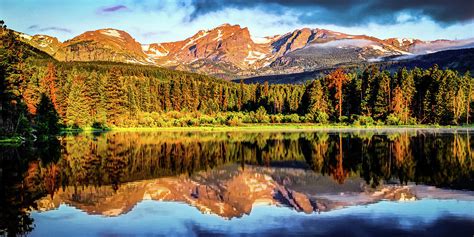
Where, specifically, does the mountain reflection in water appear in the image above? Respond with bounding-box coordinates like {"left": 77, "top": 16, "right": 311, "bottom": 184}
{"left": 1, "top": 129, "right": 473, "bottom": 236}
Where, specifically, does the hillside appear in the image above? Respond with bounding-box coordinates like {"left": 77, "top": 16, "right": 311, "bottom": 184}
{"left": 241, "top": 48, "right": 474, "bottom": 84}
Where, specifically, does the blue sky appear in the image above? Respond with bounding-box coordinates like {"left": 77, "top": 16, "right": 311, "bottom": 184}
{"left": 1, "top": 0, "right": 473, "bottom": 43}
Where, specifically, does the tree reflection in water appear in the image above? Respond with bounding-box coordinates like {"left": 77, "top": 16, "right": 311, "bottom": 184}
{"left": 1, "top": 129, "right": 474, "bottom": 236}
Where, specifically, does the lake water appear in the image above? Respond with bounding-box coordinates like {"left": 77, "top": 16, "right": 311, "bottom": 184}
{"left": 1, "top": 129, "right": 473, "bottom": 236}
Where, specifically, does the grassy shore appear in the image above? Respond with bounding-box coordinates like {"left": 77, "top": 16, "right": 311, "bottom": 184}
{"left": 61, "top": 123, "right": 474, "bottom": 133}
{"left": 3, "top": 123, "right": 473, "bottom": 145}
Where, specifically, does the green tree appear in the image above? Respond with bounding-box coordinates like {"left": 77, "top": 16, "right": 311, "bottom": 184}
{"left": 66, "top": 76, "right": 89, "bottom": 127}
{"left": 34, "top": 93, "right": 60, "bottom": 135}
{"left": 105, "top": 68, "right": 128, "bottom": 125}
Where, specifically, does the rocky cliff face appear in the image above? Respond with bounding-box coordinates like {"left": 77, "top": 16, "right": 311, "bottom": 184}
{"left": 147, "top": 24, "right": 272, "bottom": 71}
{"left": 22, "top": 34, "right": 64, "bottom": 58}
{"left": 34, "top": 165, "right": 417, "bottom": 219}
{"left": 62, "top": 29, "right": 147, "bottom": 63}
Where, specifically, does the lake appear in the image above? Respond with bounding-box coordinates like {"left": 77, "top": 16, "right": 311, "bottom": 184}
{"left": 1, "top": 128, "right": 473, "bottom": 236}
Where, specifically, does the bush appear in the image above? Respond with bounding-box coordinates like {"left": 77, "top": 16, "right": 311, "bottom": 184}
{"left": 270, "top": 114, "right": 283, "bottom": 123}
{"left": 282, "top": 114, "right": 300, "bottom": 123}
{"left": 314, "top": 112, "right": 329, "bottom": 124}
{"left": 352, "top": 115, "right": 375, "bottom": 126}
{"left": 255, "top": 106, "right": 269, "bottom": 123}
{"left": 386, "top": 114, "right": 401, "bottom": 125}
{"left": 226, "top": 115, "right": 241, "bottom": 126}
{"left": 138, "top": 116, "right": 155, "bottom": 127}
{"left": 243, "top": 112, "right": 257, "bottom": 123}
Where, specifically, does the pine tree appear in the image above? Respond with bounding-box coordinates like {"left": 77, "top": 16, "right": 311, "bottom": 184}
{"left": 238, "top": 80, "right": 243, "bottom": 111}
{"left": 35, "top": 93, "right": 60, "bottom": 135}
{"left": 170, "top": 80, "right": 182, "bottom": 111}
{"left": 327, "top": 68, "right": 349, "bottom": 119}
{"left": 360, "top": 66, "right": 379, "bottom": 117}
{"left": 84, "top": 71, "right": 102, "bottom": 122}
{"left": 66, "top": 76, "right": 89, "bottom": 127}
{"left": 373, "top": 71, "right": 391, "bottom": 120}
{"left": 162, "top": 83, "right": 172, "bottom": 111}
{"left": 43, "top": 62, "right": 59, "bottom": 110}
{"left": 105, "top": 67, "right": 128, "bottom": 125}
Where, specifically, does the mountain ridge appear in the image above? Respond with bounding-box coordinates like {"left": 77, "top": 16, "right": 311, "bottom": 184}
{"left": 16, "top": 24, "right": 474, "bottom": 79}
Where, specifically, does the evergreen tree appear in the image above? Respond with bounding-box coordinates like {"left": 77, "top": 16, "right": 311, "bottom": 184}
{"left": 327, "top": 68, "right": 349, "bottom": 119}
{"left": 171, "top": 80, "right": 182, "bottom": 111}
{"left": 373, "top": 71, "right": 391, "bottom": 120}
{"left": 35, "top": 93, "right": 60, "bottom": 135}
{"left": 66, "top": 76, "right": 89, "bottom": 127}
{"left": 105, "top": 67, "right": 128, "bottom": 125}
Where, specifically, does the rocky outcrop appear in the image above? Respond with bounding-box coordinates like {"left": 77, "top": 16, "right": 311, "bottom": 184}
{"left": 148, "top": 24, "right": 272, "bottom": 71}
{"left": 62, "top": 29, "right": 147, "bottom": 63}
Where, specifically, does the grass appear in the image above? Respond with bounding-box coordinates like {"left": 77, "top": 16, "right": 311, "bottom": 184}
{"left": 60, "top": 123, "right": 474, "bottom": 133}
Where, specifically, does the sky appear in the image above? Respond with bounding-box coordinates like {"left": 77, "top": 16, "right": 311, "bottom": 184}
{"left": 1, "top": 0, "right": 474, "bottom": 44}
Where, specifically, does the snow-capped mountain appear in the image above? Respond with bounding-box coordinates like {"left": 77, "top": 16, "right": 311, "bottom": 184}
{"left": 17, "top": 24, "right": 474, "bottom": 79}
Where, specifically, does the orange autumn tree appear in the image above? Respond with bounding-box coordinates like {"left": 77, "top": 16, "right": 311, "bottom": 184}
{"left": 329, "top": 133, "right": 348, "bottom": 184}
{"left": 42, "top": 63, "right": 59, "bottom": 111}
{"left": 327, "top": 68, "right": 349, "bottom": 119}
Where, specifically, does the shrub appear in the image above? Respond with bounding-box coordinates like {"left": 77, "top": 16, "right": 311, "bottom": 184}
{"left": 226, "top": 115, "right": 241, "bottom": 126}
{"left": 386, "top": 114, "right": 401, "bottom": 125}
{"left": 352, "top": 115, "right": 375, "bottom": 126}
{"left": 270, "top": 114, "right": 283, "bottom": 123}
{"left": 138, "top": 115, "right": 155, "bottom": 127}
{"left": 255, "top": 106, "right": 269, "bottom": 123}
{"left": 283, "top": 114, "right": 300, "bottom": 123}
{"left": 314, "top": 112, "right": 329, "bottom": 124}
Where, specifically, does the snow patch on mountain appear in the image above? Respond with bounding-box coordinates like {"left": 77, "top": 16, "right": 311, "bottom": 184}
{"left": 144, "top": 44, "right": 169, "bottom": 58}
{"left": 149, "top": 47, "right": 168, "bottom": 57}
{"left": 244, "top": 50, "right": 267, "bottom": 64}
{"left": 182, "top": 30, "right": 209, "bottom": 50}
{"left": 370, "top": 45, "right": 388, "bottom": 52}
{"left": 101, "top": 29, "right": 121, "bottom": 38}
{"left": 251, "top": 36, "right": 272, "bottom": 44}
{"left": 396, "top": 38, "right": 415, "bottom": 45}
{"left": 213, "top": 29, "right": 223, "bottom": 41}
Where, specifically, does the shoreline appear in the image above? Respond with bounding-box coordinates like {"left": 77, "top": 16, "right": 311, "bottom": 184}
{"left": 3, "top": 124, "right": 474, "bottom": 145}
{"left": 63, "top": 123, "right": 474, "bottom": 133}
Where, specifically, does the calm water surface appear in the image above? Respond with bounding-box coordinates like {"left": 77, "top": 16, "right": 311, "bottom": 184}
{"left": 1, "top": 129, "right": 473, "bottom": 236}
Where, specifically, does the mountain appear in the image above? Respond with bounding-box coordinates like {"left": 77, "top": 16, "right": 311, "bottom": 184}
{"left": 17, "top": 24, "right": 474, "bottom": 79}
{"left": 142, "top": 24, "right": 274, "bottom": 78}
{"left": 18, "top": 28, "right": 148, "bottom": 64}
{"left": 240, "top": 48, "right": 474, "bottom": 84}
